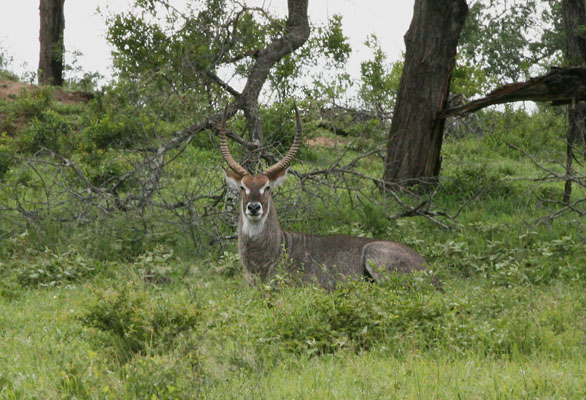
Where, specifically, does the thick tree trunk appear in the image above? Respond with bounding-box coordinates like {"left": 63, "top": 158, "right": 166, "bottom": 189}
{"left": 562, "top": 0, "right": 586, "bottom": 204}
{"left": 563, "top": 0, "right": 586, "bottom": 65}
{"left": 383, "top": 0, "right": 468, "bottom": 187}
{"left": 38, "top": 0, "right": 65, "bottom": 86}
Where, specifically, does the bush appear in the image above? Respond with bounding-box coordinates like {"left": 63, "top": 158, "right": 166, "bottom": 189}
{"left": 256, "top": 278, "right": 583, "bottom": 359}
{"left": 84, "top": 113, "right": 145, "bottom": 150}
{"left": 9, "top": 86, "right": 54, "bottom": 120}
{"left": 259, "top": 278, "right": 441, "bottom": 356}
{"left": 261, "top": 102, "right": 300, "bottom": 154}
{"left": 81, "top": 282, "right": 200, "bottom": 360}
{"left": 1, "top": 247, "right": 103, "bottom": 288}
{"left": 119, "top": 353, "right": 201, "bottom": 399}
{"left": 440, "top": 165, "right": 516, "bottom": 200}
{"left": 17, "top": 109, "right": 73, "bottom": 153}
{"left": 0, "top": 142, "right": 12, "bottom": 178}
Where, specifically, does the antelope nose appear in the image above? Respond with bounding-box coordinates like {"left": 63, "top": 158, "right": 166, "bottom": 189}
{"left": 247, "top": 202, "right": 262, "bottom": 215}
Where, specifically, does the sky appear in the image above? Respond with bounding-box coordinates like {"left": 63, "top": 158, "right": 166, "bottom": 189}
{"left": 0, "top": 1, "right": 414, "bottom": 85}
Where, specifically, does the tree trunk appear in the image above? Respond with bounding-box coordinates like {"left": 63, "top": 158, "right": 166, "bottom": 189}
{"left": 236, "top": 0, "right": 309, "bottom": 172}
{"left": 562, "top": 0, "right": 586, "bottom": 204}
{"left": 38, "top": 0, "right": 65, "bottom": 86}
{"left": 383, "top": 0, "right": 468, "bottom": 187}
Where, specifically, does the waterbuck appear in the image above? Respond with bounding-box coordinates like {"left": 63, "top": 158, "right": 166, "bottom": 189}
{"left": 221, "top": 107, "right": 434, "bottom": 291}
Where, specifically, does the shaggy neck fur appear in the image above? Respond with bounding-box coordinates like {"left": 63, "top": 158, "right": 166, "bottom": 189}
{"left": 237, "top": 197, "right": 284, "bottom": 281}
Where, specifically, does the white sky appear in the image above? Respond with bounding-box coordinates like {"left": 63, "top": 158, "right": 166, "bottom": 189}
{"left": 0, "top": 1, "right": 414, "bottom": 85}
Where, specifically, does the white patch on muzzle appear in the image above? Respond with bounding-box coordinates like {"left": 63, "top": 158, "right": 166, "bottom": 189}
{"left": 241, "top": 203, "right": 270, "bottom": 238}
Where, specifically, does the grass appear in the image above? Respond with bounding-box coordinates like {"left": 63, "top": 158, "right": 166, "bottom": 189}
{"left": 0, "top": 264, "right": 584, "bottom": 399}
{"left": 203, "top": 353, "right": 585, "bottom": 399}
{"left": 0, "top": 85, "right": 585, "bottom": 398}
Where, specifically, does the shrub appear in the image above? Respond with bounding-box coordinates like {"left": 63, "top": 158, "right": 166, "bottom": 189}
{"left": 17, "top": 109, "right": 73, "bottom": 153}
{"left": 9, "top": 86, "right": 54, "bottom": 120}
{"left": 440, "top": 165, "right": 516, "bottom": 200}
{"left": 81, "top": 282, "right": 200, "bottom": 360}
{"left": 119, "top": 354, "right": 201, "bottom": 399}
{"left": 259, "top": 278, "right": 441, "bottom": 356}
{"left": 83, "top": 110, "right": 158, "bottom": 150}
{"left": 0, "top": 142, "right": 12, "bottom": 178}
{"left": 4, "top": 248, "right": 103, "bottom": 288}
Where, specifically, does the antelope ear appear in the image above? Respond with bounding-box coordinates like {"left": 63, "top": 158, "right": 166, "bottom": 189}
{"left": 224, "top": 169, "right": 242, "bottom": 192}
{"left": 270, "top": 168, "right": 288, "bottom": 188}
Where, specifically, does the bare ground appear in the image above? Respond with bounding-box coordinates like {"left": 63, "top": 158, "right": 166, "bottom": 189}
{"left": 0, "top": 79, "right": 92, "bottom": 104}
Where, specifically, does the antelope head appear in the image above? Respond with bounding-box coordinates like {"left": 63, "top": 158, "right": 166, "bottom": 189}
{"left": 221, "top": 106, "right": 302, "bottom": 235}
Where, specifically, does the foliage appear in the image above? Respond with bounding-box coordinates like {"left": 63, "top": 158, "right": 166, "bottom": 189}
{"left": 359, "top": 34, "right": 402, "bottom": 114}
{"left": 459, "top": 0, "right": 563, "bottom": 84}
{"left": 106, "top": 1, "right": 351, "bottom": 102}
{"left": 450, "top": 57, "right": 489, "bottom": 98}
{"left": 17, "top": 109, "right": 73, "bottom": 153}
{"left": 8, "top": 247, "right": 103, "bottom": 288}
{"left": 0, "top": 3, "right": 585, "bottom": 398}
{"left": 0, "top": 44, "right": 18, "bottom": 81}
{"left": 81, "top": 281, "right": 200, "bottom": 359}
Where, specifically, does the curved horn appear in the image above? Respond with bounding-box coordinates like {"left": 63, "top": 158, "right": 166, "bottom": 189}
{"left": 263, "top": 104, "right": 303, "bottom": 177}
{"left": 219, "top": 108, "right": 249, "bottom": 177}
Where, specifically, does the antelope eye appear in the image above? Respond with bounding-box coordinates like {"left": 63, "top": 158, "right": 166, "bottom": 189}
{"left": 265, "top": 185, "right": 271, "bottom": 191}
{"left": 239, "top": 185, "right": 245, "bottom": 191}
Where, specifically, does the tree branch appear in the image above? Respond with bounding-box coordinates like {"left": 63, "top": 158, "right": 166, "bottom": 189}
{"left": 442, "top": 67, "right": 586, "bottom": 118}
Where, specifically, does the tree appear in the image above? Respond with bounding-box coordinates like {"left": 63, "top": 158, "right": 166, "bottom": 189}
{"left": 359, "top": 34, "right": 402, "bottom": 119}
{"left": 38, "top": 0, "right": 65, "bottom": 86}
{"left": 103, "top": 0, "right": 311, "bottom": 206}
{"left": 459, "top": 0, "right": 563, "bottom": 84}
{"left": 562, "top": 0, "right": 586, "bottom": 204}
{"left": 383, "top": 0, "right": 468, "bottom": 187}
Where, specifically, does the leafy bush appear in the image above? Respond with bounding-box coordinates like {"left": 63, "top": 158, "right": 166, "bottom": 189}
{"left": 75, "top": 148, "right": 135, "bottom": 189}
{"left": 261, "top": 101, "right": 300, "bottom": 154}
{"left": 2, "top": 248, "right": 103, "bottom": 288}
{"left": 9, "top": 86, "right": 54, "bottom": 120}
{"left": 259, "top": 278, "right": 441, "bottom": 356}
{"left": 429, "top": 225, "right": 586, "bottom": 286}
{"left": 81, "top": 282, "right": 200, "bottom": 359}
{"left": 17, "top": 109, "right": 73, "bottom": 153}
{"left": 84, "top": 112, "right": 149, "bottom": 150}
{"left": 0, "top": 142, "right": 12, "bottom": 178}
{"left": 120, "top": 354, "right": 201, "bottom": 399}
{"left": 0, "top": 45, "right": 19, "bottom": 82}
{"left": 440, "top": 165, "right": 516, "bottom": 200}
{"left": 358, "top": 202, "right": 389, "bottom": 236}
{"left": 256, "top": 277, "right": 584, "bottom": 360}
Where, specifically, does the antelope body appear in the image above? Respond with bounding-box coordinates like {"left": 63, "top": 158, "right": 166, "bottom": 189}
{"left": 221, "top": 108, "right": 432, "bottom": 291}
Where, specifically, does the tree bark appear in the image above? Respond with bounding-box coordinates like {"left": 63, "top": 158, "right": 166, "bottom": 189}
{"left": 562, "top": 0, "right": 586, "bottom": 204}
{"left": 383, "top": 0, "right": 468, "bottom": 187}
{"left": 38, "top": 0, "right": 65, "bottom": 86}
{"left": 442, "top": 67, "right": 586, "bottom": 118}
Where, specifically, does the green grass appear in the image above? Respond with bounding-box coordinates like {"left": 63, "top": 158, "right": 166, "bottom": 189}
{"left": 1, "top": 84, "right": 585, "bottom": 398}
{"left": 203, "top": 353, "right": 585, "bottom": 399}
{"left": 0, "top": 263, "right": 584, "bottom": 399}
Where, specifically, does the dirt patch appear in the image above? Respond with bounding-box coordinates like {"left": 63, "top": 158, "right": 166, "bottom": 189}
{"left": 306, "top": 137, "right": 345, "bottom": 148}
{"left": 0, "top": 80, "right": 92, "bottom": 104}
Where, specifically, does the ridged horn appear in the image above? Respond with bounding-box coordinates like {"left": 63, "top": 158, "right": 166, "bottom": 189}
{"left": 219, "top": 107, "right": 249, "bottom": 177}
{"left": 262, "top": 104, "right": 302, "bottom": 177}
